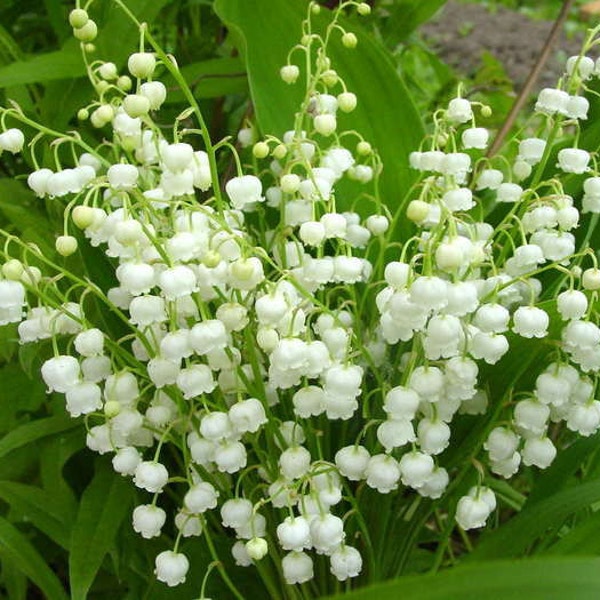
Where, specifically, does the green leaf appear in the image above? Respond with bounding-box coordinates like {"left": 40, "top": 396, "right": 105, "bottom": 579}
{"left": 0, "top": 559, "right": 28, "bottom": 600}
{"left": 95, "top": 0, "right": 172, "bottom": 66}
{"left": 42, "top": 0, "right": 70, "bottom": 42}
{"left": 378, "top": 0, "right": 448, "bottom": 45}
{"left": 0, "top": 515, "right": 68, "bottom": 600}
{"left": 526, "top": 431, "right": 600, "bottom": 506}
{"left": 0, "top": 416, "right": 79, "bottom": 459}
{"left": 0, "top": 42, "right": 84, "bottom": 88}
{"left": 0, "top": 180, "right": 55, "bottom": 258}
{"left": 324, "top": 557, "right": 600, "bottom": 600}
{"left": 0, "top": 23, "right": 22, "bottom": 64}
{"left": 163, "top": 57, "right": 247, "bottom": 102}
{"left": 469, "top": 479, "right": 600, "bottom": 560}
{"left": 69, "top": 459, "right": 133, "bottom": 600}
{"left": 544, "top": 511, "right": 600, "bottom": 556}
{"left": 0, "top": 481, "right": 71, "bottom": 549}
{"left": 215, "top": 0, "right": 423, "bottom": 227}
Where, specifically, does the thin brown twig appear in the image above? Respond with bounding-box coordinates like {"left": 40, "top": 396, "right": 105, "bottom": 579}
{"left": 487, "top": 0, "right": 575, "bottom": 157}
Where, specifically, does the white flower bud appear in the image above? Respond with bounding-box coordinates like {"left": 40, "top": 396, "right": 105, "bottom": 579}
{"left": 337, "top": 92, "right": 357, "bottom": 112}
{"left": 314, "top": 114, "right": 337, "bottom": 136}
{"left": 365, "top": 215, "right": 389, "bottom": 234}
{"left": 246, "top": 537, "right": 269, "bottom": 560}
{"left": 73, "top": 20, "right": 97, "bottom": 42}
{"left": 582, "top": 268, "right": 600, "bottom": 290}
{"left": 0, "top": 128, "right": 25, "bottom": 153}
{"left": 128, "top": 52, "right": 156, "bottom": 79}
{"left": 139, "top": 81, "right": 167, "bottom": 110}
{"left": 280, "top": 64, "right": 300, "bottom": 84}
{"left": 122, "top": 94, "right": 150, "bottom": 117}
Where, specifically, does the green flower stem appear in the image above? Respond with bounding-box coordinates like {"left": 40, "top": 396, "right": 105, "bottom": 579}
{"left": 200, "top": 520, "right": 246, "bottom": 600}
{"left": 112, "top": 0, "right": 225, "bottom": 210}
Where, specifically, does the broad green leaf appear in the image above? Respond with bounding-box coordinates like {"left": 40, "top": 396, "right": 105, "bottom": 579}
{"left": 0, "top": 515, "right": 68, "bottom": 600}
{"left": 0, "top": 42, "right": 84, "bottom": 88}
{"left": 324, "top": 557, "right": 600, "bottom": 600}
{"left": 69, "top": 459, "right": 133, "bottom": 600}
{"left": 95, "top": 0, "right": 172, "bottom": 66}
{"left": 0, "top": 363, "right": 46, "bottom": 420}
{"left": 526, "top": 431, "right": 600, "bottom": 506}
{"left": 377, "top": 0, "right": 448, "bottom": 45}
{"left": 0, "top": 559, "right": 27, "bottom": 600}
{"left": 0, "top": 180, "right": 55, "bottom": 258}
{"left": 0, "top": 416, "right": 79, "bottom": 459}
{"left": 163, "top": 57, "right": 247, "bottom": 102}
{"left": 40, "top": 78, "right": 96, "bottom": 131}
{"left": 0, "top": 23, "right": 22, "bottom": 64}
{"left": 39, "top": 427, "right": 84, "bottom": 518}
{"left": 544, "top": 511, "right": 600, "bottom": 556}
{"left": 0, "top": 481, "right": 71, "bottom": 549}
{"left": 42, "top": 0, "right": 70, "bottom": 42}
{"left": 215, "top": 0, "right": 423, "bottom": 228}
{"left": 469, "top": 479, "right": 600, "bottom": 560}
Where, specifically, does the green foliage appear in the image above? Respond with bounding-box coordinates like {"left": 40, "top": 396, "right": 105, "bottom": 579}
{"left": 324, "top": 557, "right": 600, "bottom": 599}
{"left": 69, "top": 459, "right": 134, "bottom": 600}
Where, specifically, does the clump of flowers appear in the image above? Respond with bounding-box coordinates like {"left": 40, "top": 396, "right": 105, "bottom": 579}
{"left": 1, "top": 0, "right": 600, "bottom": 596}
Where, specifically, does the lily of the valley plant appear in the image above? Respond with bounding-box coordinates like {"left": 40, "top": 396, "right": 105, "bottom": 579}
{"left": 1, "top": 1, "right": 600, "bottom": 597}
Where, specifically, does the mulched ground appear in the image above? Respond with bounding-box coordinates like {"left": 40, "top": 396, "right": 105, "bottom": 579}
{"left": 422, "top": 1, "right": 585, "bottom": 90}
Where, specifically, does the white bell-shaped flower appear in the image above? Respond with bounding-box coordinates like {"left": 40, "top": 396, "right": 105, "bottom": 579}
{"left": 557, "top": 148, "right": 590, "bottom": 174}
{"left": 132, "top": 504, "right": 166, "bottom": 539}
{"left": 154, "top": 550, "right": 189, "bottom": 587}
{"left": 282, "top": 551, "right": 314, "bottom": 584}
{"left": 41, "top": 355, "right": 80, "bottom": 393}
{"left": 133, "top": 461, "right": 169, "bottom": 493}
{"left": 330, "top": 545, "right": 363, "bottom": 581}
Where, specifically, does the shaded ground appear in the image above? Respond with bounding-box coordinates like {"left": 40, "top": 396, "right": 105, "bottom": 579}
{"left": 422, "top": 1, "right": 584, "bottom": 90}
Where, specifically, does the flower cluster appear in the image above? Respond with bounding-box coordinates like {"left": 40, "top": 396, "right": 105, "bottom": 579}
{"left": 1, "top": 1, "right": 600, "bottom": 594}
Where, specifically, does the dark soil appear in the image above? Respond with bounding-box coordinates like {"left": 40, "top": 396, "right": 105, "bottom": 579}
{"left": 422, "top": 1, "right": 585, "bottom": 90}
